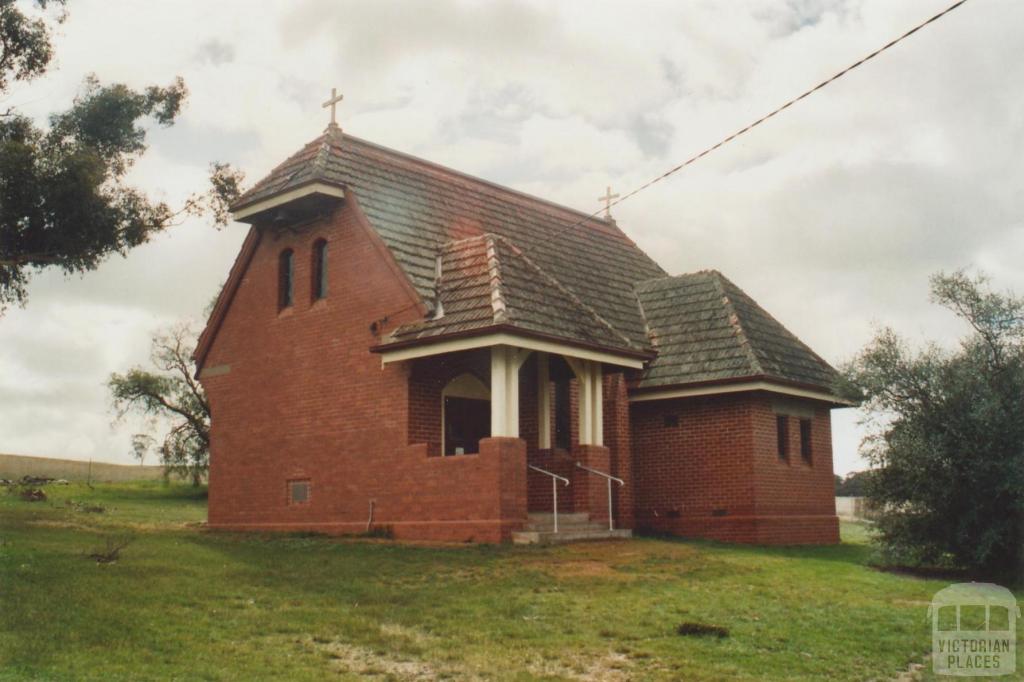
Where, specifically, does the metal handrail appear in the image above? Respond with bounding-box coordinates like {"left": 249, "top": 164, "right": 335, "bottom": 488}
{"left": 528, "top": 465, "right": 570, "bottom": 533}
{"left": 575, "top": 462, "right": 624, "bottom": 531}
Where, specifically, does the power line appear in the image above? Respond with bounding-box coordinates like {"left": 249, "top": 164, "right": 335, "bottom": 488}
{"left": 528, "top": 0, "right": 970, "bottom": 253}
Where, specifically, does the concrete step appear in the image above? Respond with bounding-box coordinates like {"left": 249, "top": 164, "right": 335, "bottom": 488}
{"left": 524, "top": 520, "right": 607, "bottom": 532}
{"left": 528, "top": 512, "right": 591, "bottom": 524}
{"left": 511, "top": 528, "right": 633, "bottom": 545}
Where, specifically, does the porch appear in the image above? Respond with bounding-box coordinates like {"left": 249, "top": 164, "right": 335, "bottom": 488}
{"left": 381, "top": 339, "right": 643, "bottom": 542}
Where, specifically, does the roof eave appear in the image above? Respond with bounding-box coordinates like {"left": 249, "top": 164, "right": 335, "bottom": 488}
{"left": 372, "top": 324, "right": 654, "bottom": 369}
{"left": 230, "top": 180, "right": 346, "bottom": 224}
{"left": 628, "top": 374, "right": 854, "bottom": 406}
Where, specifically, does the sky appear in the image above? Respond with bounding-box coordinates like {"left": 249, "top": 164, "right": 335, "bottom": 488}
{"left": 1, "top": 0, "right": 1021, "bottom": 475}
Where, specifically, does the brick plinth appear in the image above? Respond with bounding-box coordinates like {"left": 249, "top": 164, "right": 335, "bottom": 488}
{"left": 640, "top": 514, "right": 839, "bottom": 545}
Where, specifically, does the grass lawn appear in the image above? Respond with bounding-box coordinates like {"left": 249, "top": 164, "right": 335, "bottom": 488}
{"left": 0, "top": 482, "right": 1019, "bottom": 681}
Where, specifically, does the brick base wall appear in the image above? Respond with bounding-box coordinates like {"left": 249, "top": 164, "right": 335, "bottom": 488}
{"left": 209, "top": 438, "right": 526, "bottom": 543}
{"left": 631, "top": 392, "right": 839, "bottom": 545}
{"left": 640, "top": 514, "right": 839, "bottom": 545}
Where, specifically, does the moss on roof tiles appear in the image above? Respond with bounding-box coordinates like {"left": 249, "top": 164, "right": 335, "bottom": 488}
{"left": 237, "top": 130, "right": 837, "bottom": 392}
{"left": 635, "top": 271, "right": 838, "bottom": 390}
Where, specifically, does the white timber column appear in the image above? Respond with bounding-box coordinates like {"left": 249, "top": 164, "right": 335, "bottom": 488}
{"left": 591, "top": 361, "right": 603, "bottom": 446}
{"left": 536, "top": 352, "right": 551, "bottom": 449}
{"left": 565, "top": 358, "right": 603, "bottom": 446}
{"left": 490, "top": 346, "right": 531, "bottom": 438}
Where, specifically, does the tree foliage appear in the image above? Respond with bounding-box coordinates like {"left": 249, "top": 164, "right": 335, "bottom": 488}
{"left": 840, "top": 271, "right": 1024, "bottom": 582}
{"left": 0, "top": 0, "right": 65, "bottom": 91}
{"left": 834, "top": 471, "right": 873, "bottom": 497}
{"left": 0, "top": 0, "right": 243, "bottom": 311}
{"left": 109, "top": 324, "right": 209, "bottom": 485}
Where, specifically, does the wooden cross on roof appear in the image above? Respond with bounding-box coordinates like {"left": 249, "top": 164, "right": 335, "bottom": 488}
{"left": 322, "top": 87, "right": 343, "bottom": 127}
{"left": 598, "top": 185, "right": 620, "bottom": 219}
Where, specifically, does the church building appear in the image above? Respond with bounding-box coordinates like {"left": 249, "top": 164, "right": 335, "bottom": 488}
{"left": 195, "top": 112, "right": 847, "bottom": 544}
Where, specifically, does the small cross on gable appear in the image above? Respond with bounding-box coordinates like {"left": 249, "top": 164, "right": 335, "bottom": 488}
{"left": 322, "top": 87, "right": 344, "bottom": 128}
{"left": 598, "top": 185, "right": 620, "bottom": 219}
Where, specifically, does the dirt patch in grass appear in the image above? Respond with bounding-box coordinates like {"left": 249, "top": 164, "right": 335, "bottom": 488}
{"left": 303, "top": 632, "right": 636, "bottom": 681}
{"left": 527, "top": 558, "right": 632, "bottom": 581}
{"left": 523, "top": 650, "right": 636, "bottom": 681}
{"left": 304, "top": 636, "right": 447, "bottom": 680}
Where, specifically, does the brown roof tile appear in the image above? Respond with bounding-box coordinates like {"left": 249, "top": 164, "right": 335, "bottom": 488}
{"left": 231, "top": 130, "right": 838, "bottom": 393}
{"left": 634, "top": 271, "right": 838, "bottom": 390}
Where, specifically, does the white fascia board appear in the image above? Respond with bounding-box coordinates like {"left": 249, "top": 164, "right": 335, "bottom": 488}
{"left": 628, "top": 380, "right": 853, "bottom": 405}
{"left": 378, "top": 332, "right": 646, "bottom": 369}
{"left": 231, "top": 183, "right": 345, "bottom": 222}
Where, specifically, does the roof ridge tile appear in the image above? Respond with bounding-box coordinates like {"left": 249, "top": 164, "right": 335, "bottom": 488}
{"left": 709, "top": 271, "right": 765, "bottom": 376}
{"left": 492, "top": 234, "right": 638, "bottom": 350}
{"left": 484, "top": 235, "right": 507, "bottom": 324}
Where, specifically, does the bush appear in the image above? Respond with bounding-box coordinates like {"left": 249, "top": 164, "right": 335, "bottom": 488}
{"left": 840, "top": 271, "right": 1024, "bottom": 583}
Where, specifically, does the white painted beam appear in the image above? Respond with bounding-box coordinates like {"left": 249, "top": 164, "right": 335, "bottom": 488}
{"left": 627, "top": 380, "right": 852, "bottom": 405}
{"left": 378, "top": 332, "right": 646, "bottom": 369}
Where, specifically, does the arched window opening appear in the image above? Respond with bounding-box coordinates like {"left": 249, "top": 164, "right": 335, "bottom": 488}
{"left": 312, "top": 239, "right": 328, "bottom": 300}
{"left": 279, "top": 249, "right": 294, "bottom": 309}
{"left": 442, "top": 373, "right": 490, "bottom": 456}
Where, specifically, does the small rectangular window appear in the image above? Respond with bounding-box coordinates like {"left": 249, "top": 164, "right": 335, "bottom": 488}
{"left": 288, "top": 479, "right": 310, "bottom": 505}
{"left": 800, "top": 418, "right": 813, "bottom": 464}
{"left": 776, "top": 415, "right": 789, "bottom": 461}
{"left": 279, "top": 249, "right": 294, "bottom": 309}
{"left": 312, "top": 239, "right": 328, "bottom": 300}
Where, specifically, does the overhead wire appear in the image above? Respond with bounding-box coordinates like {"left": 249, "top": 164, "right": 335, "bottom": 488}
{"left": 526, "top": 0, "right": 971, "bottom": 254}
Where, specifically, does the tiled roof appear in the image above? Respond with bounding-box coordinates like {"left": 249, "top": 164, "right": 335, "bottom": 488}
{"left": 634, "top": 271, "right": 838, "bottom": 390}
{"left": 233, "top": 127, "right": 666, "bottom": 351}
{"left": 388, "top": 234, "right": 639, "bottom": 353}
{"left": 231, "top": 128, "right": 838, "bottom": 393}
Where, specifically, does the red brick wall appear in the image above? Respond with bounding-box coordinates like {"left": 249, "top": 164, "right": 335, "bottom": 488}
{"left": 201, "top": 197, "right": 526, "bottom": 542}
{"left": 749, "top": 394, "right": 839, "bottom": 543}
{"left": 524, "top": 369, "right": 633, "bottom": 529}
{"left": 630, "top": 392, "right": 838, "bottom": 545}
{"left": 603, "top": 372, "right": 635, "bottom": 529}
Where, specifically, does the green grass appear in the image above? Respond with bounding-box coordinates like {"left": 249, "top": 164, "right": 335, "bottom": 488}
{"left": 0, "top": 482, "right": 1018, "bottom": 680}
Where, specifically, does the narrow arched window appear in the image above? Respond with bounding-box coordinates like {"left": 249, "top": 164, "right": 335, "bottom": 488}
{"left": 312, "top": 239, "right": 328, "bottom": 300}
{"left": 279, "top": 249, "right": 294, "bottom": 309}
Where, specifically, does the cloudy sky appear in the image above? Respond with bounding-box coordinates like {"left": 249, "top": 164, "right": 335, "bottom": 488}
{"left": 1, "top": 0, "right": 1020, "bottom": 474}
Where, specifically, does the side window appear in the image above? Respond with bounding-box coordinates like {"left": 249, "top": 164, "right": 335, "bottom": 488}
{"left": 799, "top": 418, "right": 813, "bottom": 464}
{"left": 279, "top": 249, "right": 294, "bottom": 309}
{"left": 312, "top": 239, "right": 328, "bottom": 301}
{"left": 776, "top": 415, "right": 789, "bottom": 462}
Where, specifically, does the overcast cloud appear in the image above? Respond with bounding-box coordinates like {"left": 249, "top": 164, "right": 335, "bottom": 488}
{"left": 1, "top": 0, "right": 1020, "bottom": 474}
